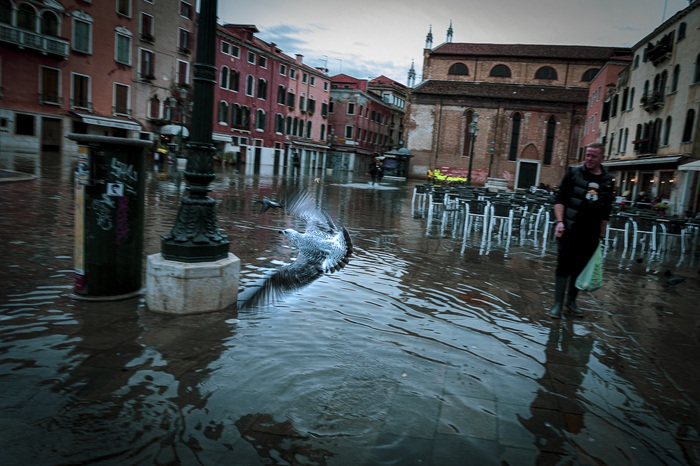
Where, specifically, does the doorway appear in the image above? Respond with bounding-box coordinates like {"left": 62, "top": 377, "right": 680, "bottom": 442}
{"left": 516, "top": 160, "right": 539, "bottom": 190}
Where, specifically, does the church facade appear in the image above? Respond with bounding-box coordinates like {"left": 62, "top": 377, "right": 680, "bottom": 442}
{"left": 406, "top": 27, "right": 630, "bottom": 189}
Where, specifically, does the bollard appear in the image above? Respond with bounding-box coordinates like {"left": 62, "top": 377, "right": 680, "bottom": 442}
{"left": 69, "top": 134, "right": 152, "bottom": 299}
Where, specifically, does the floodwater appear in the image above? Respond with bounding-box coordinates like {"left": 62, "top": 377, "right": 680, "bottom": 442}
{"left": 1, "top": 151, "right": 699, "bottom": 465}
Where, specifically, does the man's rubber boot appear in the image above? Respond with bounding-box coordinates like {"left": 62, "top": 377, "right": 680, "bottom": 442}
{"left": 548, "top": 276, "right": 567, "bottom": 319}
{"left": 566, "top": 278, "right": 584, "bottom": 317}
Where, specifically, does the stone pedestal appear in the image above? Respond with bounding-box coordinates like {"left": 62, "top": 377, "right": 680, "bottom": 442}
{"left": 146, "top": 253, "right": 240, "bottom": 314}
{"left": 485, "top": 177, "right": 509, "bottom": 192}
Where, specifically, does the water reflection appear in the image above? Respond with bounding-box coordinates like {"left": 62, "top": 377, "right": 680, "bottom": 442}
{"left": 1, "top": 150, "right": 699, "bottom": 464}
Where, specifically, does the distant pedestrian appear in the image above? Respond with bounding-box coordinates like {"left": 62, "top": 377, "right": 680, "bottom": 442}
{"left": 548, "top": 142, "right": 614, "bottom": 319}
{"left": 292, "top": 151, "right": 301, "bottom": 176}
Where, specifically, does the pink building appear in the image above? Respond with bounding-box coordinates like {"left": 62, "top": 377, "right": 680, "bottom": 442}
{"left": 582, "top": 58, "right": 633, "bottom": 156}
{"left": 328, "top": 74, "right": 396, "bottom": 173}
{"left": 213, "top": 24, "right": 332, "bottom": 175}
{"left": 0, "top": 0, "right": 143, "bottom": 166}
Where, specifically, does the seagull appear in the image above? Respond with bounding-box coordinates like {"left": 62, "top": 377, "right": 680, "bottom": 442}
{"left": 256, "top": 196, "right": 284, "bottom": 214}
{"left": 239, "top": 191, "right": 353, "bottom": 308}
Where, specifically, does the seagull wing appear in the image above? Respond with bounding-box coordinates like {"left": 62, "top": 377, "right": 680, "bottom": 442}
{"left": 238, "top": 254, "right": 323, "bottom": 309}
{"left": 283, "top": 191, "right": 338, "bottom": 234}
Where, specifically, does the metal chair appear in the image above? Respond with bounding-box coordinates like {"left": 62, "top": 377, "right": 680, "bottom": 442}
{"left": 628, "top": 214, "right": 659, "bottom": 257}
{"left": 461, "top": 199, "right": 490, "bottom": 253}
{"left": 487, "top": 202, "right": 514, "bottom": 251}
{"left": 603, "top": 214, "right": 632, "bottom": 257}
{"left": 411, "top": 184, "right": 429, "bottom": 218}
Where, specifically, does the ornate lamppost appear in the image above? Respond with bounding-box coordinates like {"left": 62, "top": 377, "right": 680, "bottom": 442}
{"left": 160, "top": 0, "right": 229, "bottom": 262}
{"left": 467, "top": 111, "right": 479, "bottom": 186}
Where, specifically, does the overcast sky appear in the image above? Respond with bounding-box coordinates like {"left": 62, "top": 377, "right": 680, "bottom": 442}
{"left": 216, "top": 0, "right": 691, "bottom": 86}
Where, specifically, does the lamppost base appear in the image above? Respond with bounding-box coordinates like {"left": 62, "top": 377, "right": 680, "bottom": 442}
{"left": 146, "top": 252, "right": 240, "bottom": 314}
{"left": 161, "top": 238, "right": 230, "bottom": 263}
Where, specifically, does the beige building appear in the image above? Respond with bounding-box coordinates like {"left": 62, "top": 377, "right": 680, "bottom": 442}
{"left": 602, "top": 0, "right": 700, "bottom": 215}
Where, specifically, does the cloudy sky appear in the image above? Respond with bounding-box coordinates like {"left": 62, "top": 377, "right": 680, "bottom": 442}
{"left": 217, "top": 0, "right": 691, "bottom": 85}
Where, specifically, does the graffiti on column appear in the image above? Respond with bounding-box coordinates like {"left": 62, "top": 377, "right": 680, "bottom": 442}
{"left": 92, "top": 194, "right": 115, "bottom": 230}
{"left": 115, "top": 196, "right": 130, "bottom": 245}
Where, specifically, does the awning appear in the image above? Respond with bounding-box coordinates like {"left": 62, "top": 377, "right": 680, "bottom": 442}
{"left": 74, "top": 113, "right": 141, "bottom": 131}
{"left": 678, "top": 160, "right": 700, "bottom": 171}
{"left": 160, "top": 124, "right": 189, "bottom": 137}
{"left": 212, "top": 132, "right": 231, "bottom": 142}
{"left": 603, "top": 155, "right": 684, "bottom": 168}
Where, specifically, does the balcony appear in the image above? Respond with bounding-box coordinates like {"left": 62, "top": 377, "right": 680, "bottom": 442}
{"left": 641, "top": 91, "right": 664, "bottom": 113}
{"left": 0, "top": 24, "right": 69, "bottom": 59}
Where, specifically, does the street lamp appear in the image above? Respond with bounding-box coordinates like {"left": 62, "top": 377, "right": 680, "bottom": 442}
{"left": 467, "top": 111, "right": 479, "bottom": 186}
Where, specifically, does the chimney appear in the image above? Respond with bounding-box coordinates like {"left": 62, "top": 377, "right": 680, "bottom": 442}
{"left": 296, "top": 54, "right": 304, "bottom": 64}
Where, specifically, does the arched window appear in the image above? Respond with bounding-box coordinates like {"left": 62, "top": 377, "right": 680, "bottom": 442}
{"left": 694, "top": 53, "right": 700, "bottom": 83}
{"left": 40, "top": 11, "right": 58, "bottom": 36}
{"left": 231, "top": 104, "right": 240, "bottom": 127}
{"left": 0, "top": 0, "right": 12, "bottom": 25}
{"left": 220, "top": 66, "right": 230, "bottom": 89}
{"left": 255, "top": 109, "right": 266, "bottom": 131}
{"left": 246, "top": 75, "right": 254, "bottom": 96}
{"left": 663, "top": 116, "right": 672, "bottom": 146}
{"left": 634, "top": 55, "right": 640, "bottom": 68}
{"left": 320, "top": 124, "right": 326, "bottom": 141}
{"left": 275, "top": 113, "right": 284, "bottom": 133}
{"left": 508, "top": 113, "right": 522, "bottom": 161}
{"left": 622, "top": 88, "right": 629, "bottom": 110}
{"left": 448, "top": 63, "right": 469, "bottom": 75}
{"left": 678, "top": 22, "right": 687, "bottom": 41}
{"left": 582, "top": 68, "right": 599, "bottom": 82}
{"left": 241, "top": 105, "right": 250, "bottom": 129}
{"left": 230, "top": 70, "right": 239, "bottom": 91}
{"left": 286, "top": 116, "right": 292, "bottom": 135}
{"left": 218, "top": 101, "right": 228, "bottom": 124}
{"left": 489, "top": 64, "right": 511, "bottom": 77}
{"left": 17, "top": 4, "right": 36, "bottom": 31}
{"left": 277, "top": 85, "right": 285, "bottom": 104}
{"left": 683, "top": 109, "right": 695, "bottom": 142}
{"left": 257, "top": 78, "right": 267, "bottom": 99}
{"left": 534, "top": 66, "right": 557, "bottom": 80}
{"left": 543, "top": 116, "right": 556, "bottom": 165}
{"left": 306, "top": 121, "right": 312, "bottom": 138}
{"left": 629, "top": 88, "right": 635, "bottom": 110}
{"left": 671, "top": 65, "right": 680, "bottom": 92}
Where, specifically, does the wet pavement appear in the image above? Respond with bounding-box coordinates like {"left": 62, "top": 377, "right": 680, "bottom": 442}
{"left": 1, "top": 152, "right": 699, "bottom": 465}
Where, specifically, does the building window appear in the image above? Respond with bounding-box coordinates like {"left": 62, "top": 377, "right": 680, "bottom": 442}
{"left": 257, "top": 78, "right": 267, "bottom": 99}
{"left": 344, "top": 125, "right": 353, "bottom": 138}
{"left": 275, "top": 114, "right": 284, "bottom": 134}
{"left": 280, "top": 64, "right": 286, "bottom": 75}
{"left": 582, "top": 68, "right": 599, "bottom": 82}
{"left": 542, "top": 116, "right": 557, "bottom": 165}
{"left": 17, "top": 4, "right": 36, "bottom": 31}
{"left": 535, "top": 66, "right": 557, "bottom": 80}
{"left": 299, "top": 95, "right": 306, "bottom": 112}
{"left": 287, "top": 91, "right": 295, "bottom": 109}
{"left": 177, "top": 60, "right": 189, "bottom": 85}
{"left": 15, "top": 113, "right": 35, "bottom": 136}
{"left": 448, "top": 63, "right": 469, "bottom": 75}
{"left": 230, "top": 70, "right": 239, "bottom": 92}
{"left": 114, "top": 27, "right": 131, "bottom": 65}
{"left": 259, "top": 56, "right": 267, "bottom": 68}
{"left": 148, "top": 96, "right": 160, "bottom": 119}
{"left": 40, "top": 11, "right": 59, "bottom": 36}
{"left": 139, "top": 49, "right": 155, "bottom": 79}
{"left": 671, "top": 65, "right": 680, "bottom": 92}
{"left": 306, "top": 121, "right": 312, "bottom": 138}
{"left": 290, "top": 68, "right": 296, "bottom": 79}
{"left": 218, "top": 101, "right": 229, "bottom": 124}
{"left": 220, "top": 66, "right": 230, "bottom": 89}
{"left": 302, "top": 73, "right": 308, "bottom": 84}
{"left": 72, "top": 73, "right": 91, "bottom": 109}
{"left": 307, "top": 97, "right": 316, "bottom": 114}
{"left": 72, "top": 15, "right": 92, "bottom": 54}
{"left": 489, "top": 64, "right": 511, "bottom": 77}
{"left": 678, "top": 22, "right": 687, "bottom": 41}
{"left": 246, "top": 75, "right": 254, "bottom": 96}
{"left": 694, "top": 53, "right": 700, "bottom": 83}
{"left": 114, "top": 83, "right": 129, "bottom": 115}
{"left": 347, "top": 102, "right": 355, "bottom": 115}
{"left": 663, "top": 116, "right": 672, "bottom": 145}
{"left": 180, "top": 1, "right": 193, "bottom": 19}
{"left": 255, "top": 109, "right": 266, "bottom": 131}
{"left": 508, "top": 113, "right": 521, "bottom": 161}
{"left": 277, "top": 85, "right": 285, "bottom": 104}
{"left": 117, "top": 0, "right": 131, "bottom": 17}
{"left": 179, "top": 29, "right": 191, "bottom": 54}
{"left": 683, "top": 109, "right": 695, "bottom": 142}
{"left": 140, "top": 13, "right": 154, "bottom": 40}
{"left": 40, "top": 67, "right": 60, "bottom": 105}
{"left": 0, "top": 0, "right": 10, "bottom": 24}
{"left": 247, "top": 51, "right": 255, "bottom": 64}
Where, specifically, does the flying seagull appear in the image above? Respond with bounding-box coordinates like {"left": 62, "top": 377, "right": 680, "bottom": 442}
{"left": 256, "top": 196, "right": 284, "bottom": 214}
{"left": 239, "top": 191, "right": 353, "bottom": 308}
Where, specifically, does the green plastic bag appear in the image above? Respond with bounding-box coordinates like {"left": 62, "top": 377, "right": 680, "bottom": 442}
{"left": 575, "top": 244, "right": 603, "bottom": 291}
